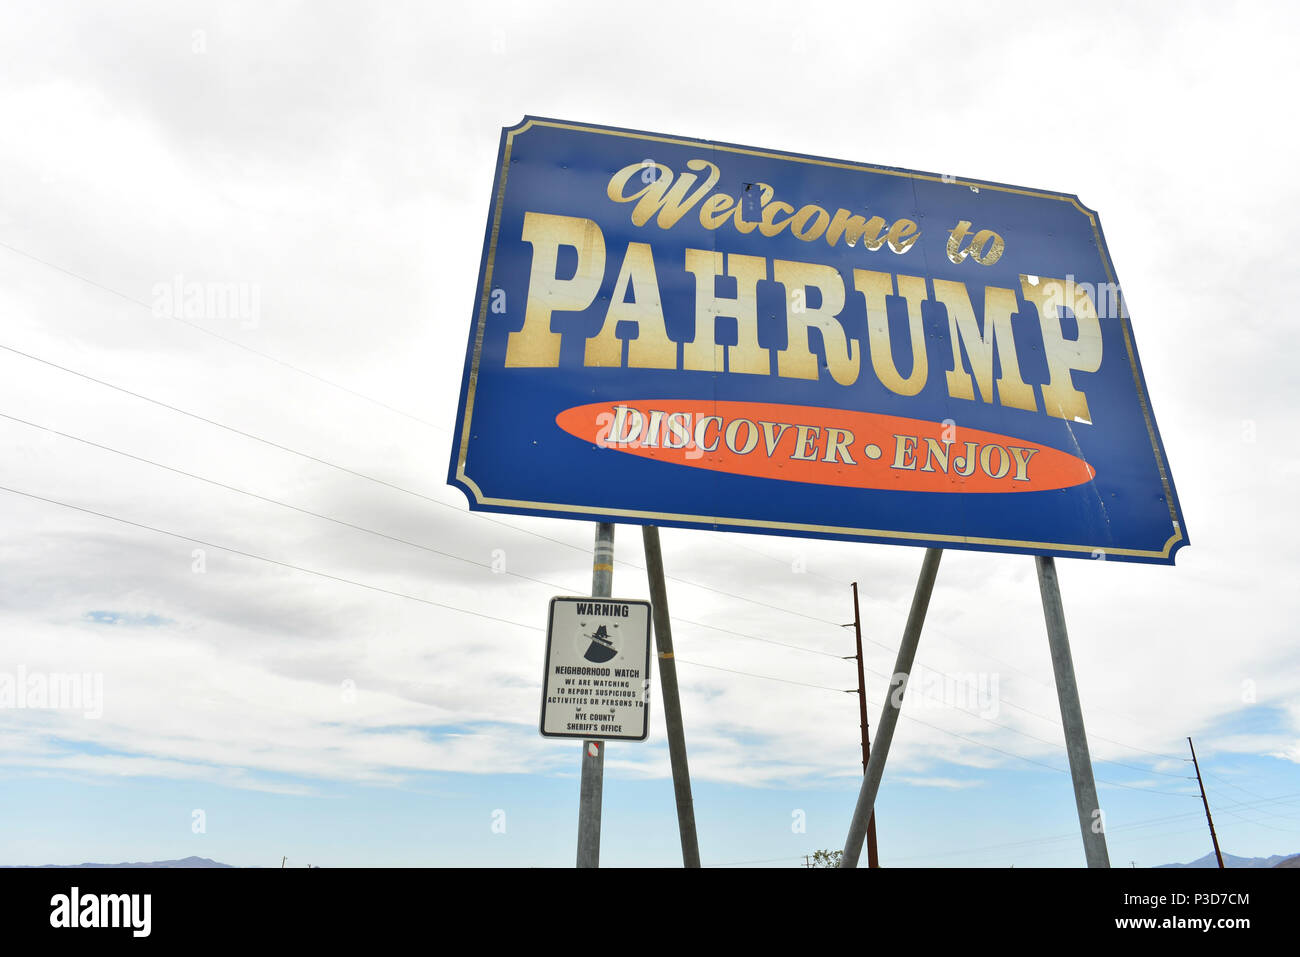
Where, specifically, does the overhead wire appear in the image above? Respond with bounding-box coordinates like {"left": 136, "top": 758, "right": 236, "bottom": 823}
{"left": 4, "top": 408, "right": 855, "bottom": 666}
{"left": 0, "top": 484, "right": 546, "bottom": 634}
{"left": 0, "top": 242, "right": 858, "bottom": 612}
{"left": 0, "top": 239, "right": 447, "bottom": 432}
{"left": 670, "top": 657, "right": 1197, "bottom": 796}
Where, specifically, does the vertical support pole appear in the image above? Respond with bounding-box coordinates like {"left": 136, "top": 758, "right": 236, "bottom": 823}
{"left": 850, "top": 582, "right": 880, "bottom": 868}
{"left": 642, "top": 525, "right": 701, "bottom": 868}
{"left": 842, "top": 548, "right": 943, "bottom": 868}
{"left": 577, "top": 522, "right": 615, "bottom": 868}
{"left": 1035, "top": 555, "right": 1110, "bottom": 868}
{"left": 1188, "top": 737, "right": 1225, "bottom": 868}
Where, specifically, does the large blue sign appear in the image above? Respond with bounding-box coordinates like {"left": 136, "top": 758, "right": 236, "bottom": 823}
{"left": 448, "top": 117, "right": 1187, "bottom": 564}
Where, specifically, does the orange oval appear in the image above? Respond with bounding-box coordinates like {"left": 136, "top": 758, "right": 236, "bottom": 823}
{"left": 556, "top": 400, "right": 1095, "bottom": 494}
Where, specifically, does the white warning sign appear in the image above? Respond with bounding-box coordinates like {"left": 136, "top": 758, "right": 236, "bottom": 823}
{"left": 540, "top": 596, "right": 652, "bottom": 741}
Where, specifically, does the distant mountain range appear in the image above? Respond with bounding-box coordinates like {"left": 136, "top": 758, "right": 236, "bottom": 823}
{"left": 1158, "top": 850, "right": 1300, "bottom": 868}
{"left": 10, "top": 855, "right": 232, "bottom": 869}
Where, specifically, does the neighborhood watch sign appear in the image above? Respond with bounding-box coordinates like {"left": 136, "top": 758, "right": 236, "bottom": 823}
{"left": 448, "top": 117, "right": 1188, "bottom": 564}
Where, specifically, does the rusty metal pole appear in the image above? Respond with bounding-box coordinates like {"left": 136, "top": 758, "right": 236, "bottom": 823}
{"left": 842, "top": 548, "right": 943, "bottom": 868}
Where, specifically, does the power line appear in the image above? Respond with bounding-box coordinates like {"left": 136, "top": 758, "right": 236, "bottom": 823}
{"left": 897, "top": 691, "right": 1195, "bottom": 782}
{"left": 712, "top": 562, "right": 1194, "bottom": 771}
{"left": 0, "top": 239, "right": 446, "bottom": 431}
{"left": 715, "top": 533, "right": 850, "bottom": 587}
{"left": 672, "top": 620, "right": 844, "bottom": 659}
{"left": 831, "top": 624, "right": 1192, "bottom": 778}
{"left": 1213, "top": 806, "right": 1300, "bottom": 834}
{"left": 673, "top": 658, "right": 1194, "bottom": 797}
{"left": 0, "top": 410, "right": 590, "bottom": 593}
{"left": 929, "top": 826, "right": 1215, "bottom": 867}
{"left": 1206, "top": 770, "right": 1271, "bottom": 801}
{"left": 0, "top": 341, "right": 600, "bottom": 557}
{"left": 3, "top": 408, "right": 850, "bottom": 664}
{"left": 0, "top": 343, "right": 788, "bottom": 607}
{"left": 1212, "top": 791, "right": 1300, "bottom": 814}
{"left": 886, "top": 790, "right": 1300, "bottom": 864}
{"left": 0, "top": 484, "right": 545, "bottom": 633}
{"left": 856, "top": 629, "right": 1194, "bottom": 770}
{"left": 1206, "top": 785, "right": 1300, "bottom": 822}
{"left": 832, "top": 641, "right": 1192, "bottom": 781}
{"left": 638, "top": 557, "right": 1214, "bottom": 777}
{"left": 675, "top": 659, "right": 852, "bottom": 693}
{"left": 2, "top": 242, "right": 870, "bottom": 617}
{"left": 850, "top": 578, "right": 1194, "bottom": 758}
{"left": 701, "top": 535, "right": 1100, "bottom": 734}
{"left": 0, "top": 326, "right": 862, "bottom": 649}
{"left": 0, "top": 343, "right": 890, "bottom": 666}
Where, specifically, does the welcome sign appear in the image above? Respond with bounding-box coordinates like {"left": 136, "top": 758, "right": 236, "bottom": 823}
{"left": 448, "top": 117, "right": 1188, "bottom": 564}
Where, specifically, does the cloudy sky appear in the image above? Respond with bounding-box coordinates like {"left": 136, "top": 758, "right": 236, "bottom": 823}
{"left": 1, "top": 0, "right": 1297, "bottom": 868}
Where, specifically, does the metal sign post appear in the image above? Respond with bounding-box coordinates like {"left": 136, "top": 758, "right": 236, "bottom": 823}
{"left": 576, "top": 522, "right": 616, "bottom": 868}
{"left": 842, "top": 548, "right": 943, "bottom": 868}
{"left": 1035, "top": 555, "right": 1110, "bottom": 867}
{"left": 642, "top": 525, "right": 701, "bottom": 868}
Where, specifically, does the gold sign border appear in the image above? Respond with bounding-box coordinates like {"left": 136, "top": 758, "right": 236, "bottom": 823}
{"left": 452, "top": 118, "right": 1184, "bottom": 562}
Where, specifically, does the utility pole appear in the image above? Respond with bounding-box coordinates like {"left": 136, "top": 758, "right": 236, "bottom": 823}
{"left": 843, "top": 582, "right": 880, "bottom": 868}
{"left": 842, "top": 548, "right": 943, "bottom": 868}
{"left": 1188, "top": 736, "right": 1225, "bottom": 869}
